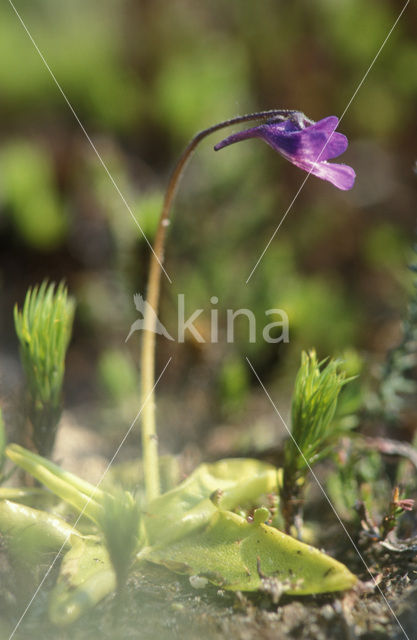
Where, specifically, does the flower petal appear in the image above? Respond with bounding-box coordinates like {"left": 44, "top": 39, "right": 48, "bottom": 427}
{"left": 214, "top": 114, "right": 356, "bottom": 190}
{"left": 295, "top": 117, "right": 348, "bottom": 161}
{"left": 260, "top": 117, "right": 347, "bottom": 163}
{"left": 307, "top": 161, "right": 356, "bottom": 190}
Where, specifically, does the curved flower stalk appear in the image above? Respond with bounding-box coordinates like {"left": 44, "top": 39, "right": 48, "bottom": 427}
{"left": 141, "top": 110, "right": 355, "bottom": 501}
{"left": 214, "top": 115, "right": 356, "bottom": 190}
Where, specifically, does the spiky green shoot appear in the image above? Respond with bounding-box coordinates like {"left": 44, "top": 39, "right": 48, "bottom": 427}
{"left": 281, "top": 350, "right": 351, "bottom": 534}
{"left": 14, "top": 280, "right": 75, "bottom": 457}
{"left": 97, "top": 490, "right": 141, "bottom": 596}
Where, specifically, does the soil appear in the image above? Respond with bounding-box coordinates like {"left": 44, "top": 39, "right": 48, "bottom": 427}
{"left": 2, "top": 534, "right": 416, "bottom": 640}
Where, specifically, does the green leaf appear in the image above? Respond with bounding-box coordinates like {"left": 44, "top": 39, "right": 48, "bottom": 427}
{"left": 6, "top": 444, "right": 104, "bottom": 524}
{"left": 48, "top": 536, "right": 115, "bottom": 626}
{"left": 5, "top": 445, "right": 356, "bottom": 610}
{"left": 0, "top": 495, "right": 115, "bottom": 626}
{"left": 0, "top": 499, "right": 75, "bottom": 566}
{"left": 146, "top": 509, "right": 357, "bottom": 594}
{"left": 143, "top": 459, "right": 356, "bottom": 595}
{"left": 143, "top": 458, "right": 278, "bottom": 546}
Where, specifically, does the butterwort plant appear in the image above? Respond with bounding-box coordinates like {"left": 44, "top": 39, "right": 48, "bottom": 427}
{"left": 140, "top": 109, "right": 355, "bottom": 501}
{"left": 3, "top": 110, "right": 357, "bottom": 626}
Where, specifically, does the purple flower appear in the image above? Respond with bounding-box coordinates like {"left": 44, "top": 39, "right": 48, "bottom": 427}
{"left": 395, "top": 498, "right": 414, "bottom": 512}
{"left": 214, "top": 115, "right": 355, "bottom": 191}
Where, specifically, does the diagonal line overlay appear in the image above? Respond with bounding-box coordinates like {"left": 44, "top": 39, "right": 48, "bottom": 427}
{"left": 8, "top": 357, "right": 172, "bottom": 640}
{"left": 246, "top": 0, "right": 410, "bottom": 283}
{"left": 246, "top": 357, "right": 411, "bottom": 640}
{"left": 7, "top": 0, "right": 172, "bottom": 284}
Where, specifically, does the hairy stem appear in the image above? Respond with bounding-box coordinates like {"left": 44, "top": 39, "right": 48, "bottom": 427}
{"left": 141, "top": 109, "right": 296, "bottom": 502}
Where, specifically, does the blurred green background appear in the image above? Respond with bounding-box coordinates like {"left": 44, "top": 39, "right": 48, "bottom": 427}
{"left": 0, "top": 0, "right": 416, "bottom": 458}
